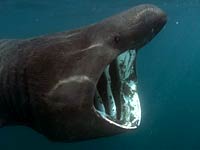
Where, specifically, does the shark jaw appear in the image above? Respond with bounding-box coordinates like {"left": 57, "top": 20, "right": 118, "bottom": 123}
{"left": 93, "top": 50, "right": 141, "bottom": 129}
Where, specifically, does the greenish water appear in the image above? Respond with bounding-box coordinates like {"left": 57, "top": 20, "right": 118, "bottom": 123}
{"left": 0, "top": 0, "right": 200, "bottom": 149}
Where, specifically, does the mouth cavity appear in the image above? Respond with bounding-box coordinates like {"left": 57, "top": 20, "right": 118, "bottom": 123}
{"left": 93, "top": 50, "right": 141, "bottom": 129}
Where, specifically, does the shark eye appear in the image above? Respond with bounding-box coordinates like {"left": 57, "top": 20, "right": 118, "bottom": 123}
{"left": 114, "top": 35, "right": 120, "bottom": 44}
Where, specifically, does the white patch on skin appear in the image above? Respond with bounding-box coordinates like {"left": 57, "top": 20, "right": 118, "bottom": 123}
{"left": 49, "top": 75, "right": 93, "bottom": 94}
{"left": 64, "top": 32, "right": 81, "bottom": 39}
{"left": 80, "top": 43, "right": 103, "bottom": 52}
{"left": 66, "top": 43, "right": 103, "bottom": 56}
{"left": 60, "top": 75, "right": 92, "bottom": 83}
{"left": 45, "top": 31, "right": 82, "bottom": 41}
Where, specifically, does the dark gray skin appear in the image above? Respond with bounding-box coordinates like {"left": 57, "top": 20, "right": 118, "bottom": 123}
{"left": 0, "top": 4, "right": 167, "bottom": 142}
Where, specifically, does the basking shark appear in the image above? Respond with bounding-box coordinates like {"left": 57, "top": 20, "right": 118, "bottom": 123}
{"left": 0, "top": 4, "right": 167, "bottom": 141}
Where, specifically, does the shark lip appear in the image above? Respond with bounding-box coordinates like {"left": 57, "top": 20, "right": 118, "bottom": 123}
{"left": 93, "top": 50, "right": 141, "bottom": 129}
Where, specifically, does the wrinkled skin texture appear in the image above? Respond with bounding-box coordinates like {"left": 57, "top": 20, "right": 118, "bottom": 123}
{"left": 0, "top": 4, "right": 167, "bottom": 142}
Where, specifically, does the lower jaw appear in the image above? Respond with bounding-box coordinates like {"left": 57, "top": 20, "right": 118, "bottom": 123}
{"left": 93, "top": 50, "right": 141, "bottom": 129}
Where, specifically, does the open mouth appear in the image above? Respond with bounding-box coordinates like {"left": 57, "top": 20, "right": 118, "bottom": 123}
{"left": 93, "top": 50, "right": 141, "bottom": 129}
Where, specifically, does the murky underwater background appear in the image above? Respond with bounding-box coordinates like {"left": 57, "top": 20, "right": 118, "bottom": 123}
{"left": 0, "top": 0, "right": 200, "bottom": 149}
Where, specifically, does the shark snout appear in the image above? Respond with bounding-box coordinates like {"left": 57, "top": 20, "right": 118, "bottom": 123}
{"left": 145, "top": 5, "right": 167, "bottom": 30}
{"left": 126, "top": 4, "right": 167, "bottom": 50}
